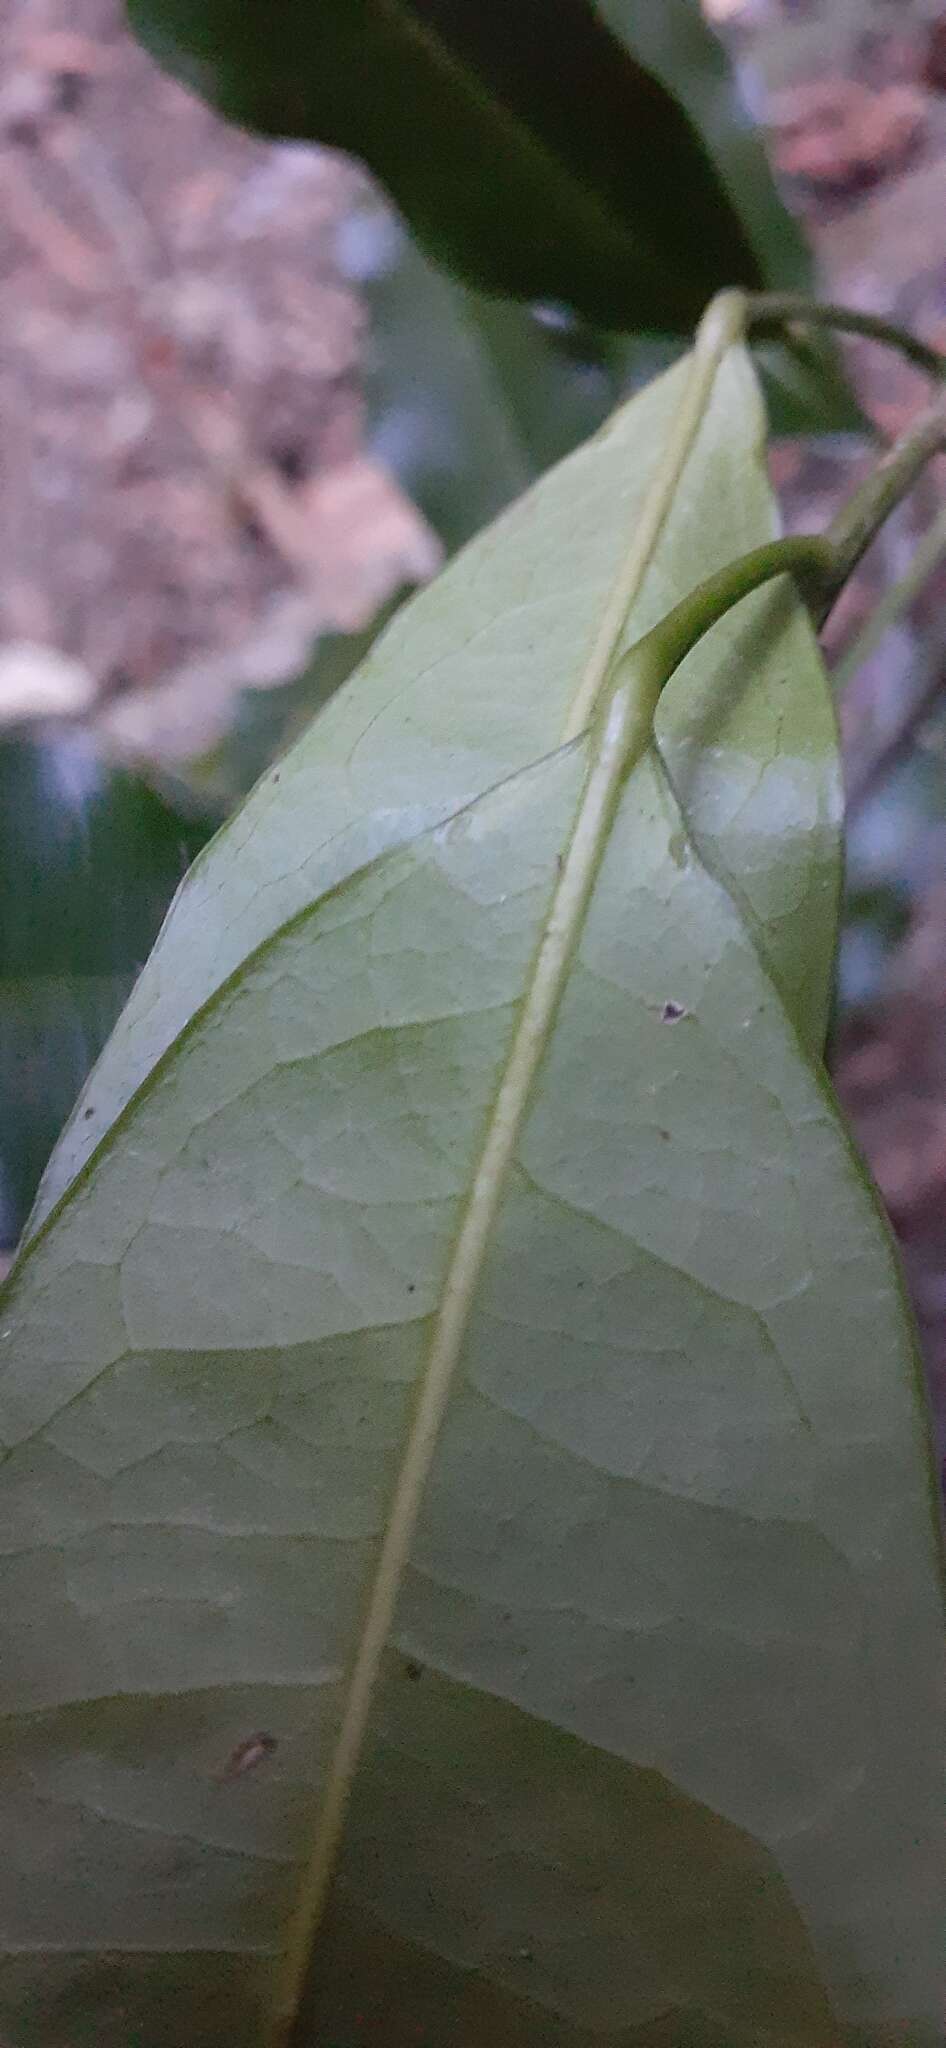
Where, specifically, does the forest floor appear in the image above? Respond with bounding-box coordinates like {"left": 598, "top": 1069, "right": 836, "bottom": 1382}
{"left": 0, "top": 0, "right": 435, "bottom": 773}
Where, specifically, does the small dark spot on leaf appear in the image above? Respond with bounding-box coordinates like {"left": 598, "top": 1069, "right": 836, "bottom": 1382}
{"left": 403, "top": 1658, "right": 423, "bottom": 1682}
{"left": 661, "top": 1000, "right": 686, "bottom": 1022}
{"left": 272, "top": 771, "right": 280, "bottom": 784}
{"left": 657, "top": 1128, "right": 670, "bottom": 1141}
{"left": 218, "top": 1731, "right": 276, "bottom": 1782}
{"left": 407, "top": 1283, "right": 415, "bottom": 1294}
{"left": 83, "top": 1106, "right": 95, "bottom": 1120}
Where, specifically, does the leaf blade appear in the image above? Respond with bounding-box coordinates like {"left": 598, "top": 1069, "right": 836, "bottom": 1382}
{"left": 127, "top": 0, "right": 761, "bottom": 332}
{"left": 598, "top": 0, "right": 810, "bottom": 295}
{"left": 29, "top": 342, "right": 837, "bottom": 1229}
{"left": 5, "top": 346, "right": 938, "bottom": 2047}
{"left": 1, "top": 736, "right": 941, "bottom": 2043}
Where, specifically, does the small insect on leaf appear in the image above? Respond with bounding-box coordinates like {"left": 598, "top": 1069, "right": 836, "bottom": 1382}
{"left": 217, "top": 1732, "right": 277, "bottom": 1783}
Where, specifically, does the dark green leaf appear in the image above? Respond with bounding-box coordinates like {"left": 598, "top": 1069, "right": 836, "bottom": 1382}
{"left": 755, "top": 336, "right": 870, "bottom": 439}
{"left": 0, "top": 737, "right": 209, "bottom": 1246}
{"left": 346, "top": 200, "right": 644, "bottom": 550}
{"left": 348, "top": 204, "right": 534, "bottom": 549}
{"left": 127, "top": 0, "right": 761, "bottom": 332}
{"left": 598, "top": 0, "right": 809, "bottom": 294}
{"left": 599, "top": 2, "right": 862, "bottom": 434}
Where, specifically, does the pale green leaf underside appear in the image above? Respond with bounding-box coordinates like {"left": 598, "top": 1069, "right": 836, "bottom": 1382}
{"left": 0, "top": 733, "right": 941, "bottom": 2044}
{"left": 30, "top": 343, "right": 839, "bottom": 1231}
{"left": 3, "top": 341, "right": 941, "bottom": 2045}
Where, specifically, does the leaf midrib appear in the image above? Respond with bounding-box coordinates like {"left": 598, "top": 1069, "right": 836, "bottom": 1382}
{"left": 266, "top": 667, "right": 675, "bottom": 2044}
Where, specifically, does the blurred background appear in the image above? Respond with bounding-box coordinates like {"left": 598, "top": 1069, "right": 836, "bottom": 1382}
{"left": 2, "top": 0, "right": 946, "bottom": 1476}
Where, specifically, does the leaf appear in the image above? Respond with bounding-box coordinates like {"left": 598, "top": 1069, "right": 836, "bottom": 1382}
{"left": 346, "top": 198, "right": 644, "bottom": 552}
{"left": 355, "top": 190, "right": 858, "bottom": 487}
{"left": 344, "top": 202, "right": 535, "bottom": 552}
{"left": 0, "top": 735, "right": 210, "bottom": 1248}
{"left": 597, "top": 1, "right": 862, "bottom": 436}
{"left": 4, "top": 343, "right": 942, "bottom": 2046}
{"left": 176, "top": 600, "right": 410, "bottom": 813}
{"left": 126, "top": 0, "right": 761, "bottom": 333}
{"left": 244, "top": 201, "right": 640, "bottom": 786}
{"left": 29, "top": 341, "right": 838, "bottom": 1228}
{"left": 754, "top": 335, "right": 869, "bottom": 440}
{"left": 129, "top": 0, "right": 856, "bottom": 433}
{"left": 597, "top": 0, "right": 809, "bottom": 295}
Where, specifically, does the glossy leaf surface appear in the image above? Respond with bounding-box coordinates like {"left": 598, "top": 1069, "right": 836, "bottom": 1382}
{"left": 2, "top": 344, "right": 942, "bottom": 2048}
{"left": 127, "top": 0, "right": 762, "bottom": 331}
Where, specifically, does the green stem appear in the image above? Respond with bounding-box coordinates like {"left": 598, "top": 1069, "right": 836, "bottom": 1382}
{"left": 609, "top": 537, "right": 833, "bottom": 731}
{"left": 587, "top": 300, "right": 946, "bottom": 750}
{"left": 608, "top": 378, "right": 946, "bottom": 723}
{"left": 833, "top": 497, "right": 946, "bottom": 694}
{"left": 562, "top": 288, "right": 748, "bottom": 741}
{"left": 817, "top": 395, "right": 946, "bottom": 615}
{"left": 747, "top": 294, "right": 946, "bottom": 385}
{"left": 623, "top": 536, "right": 833, "bottom": 700}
